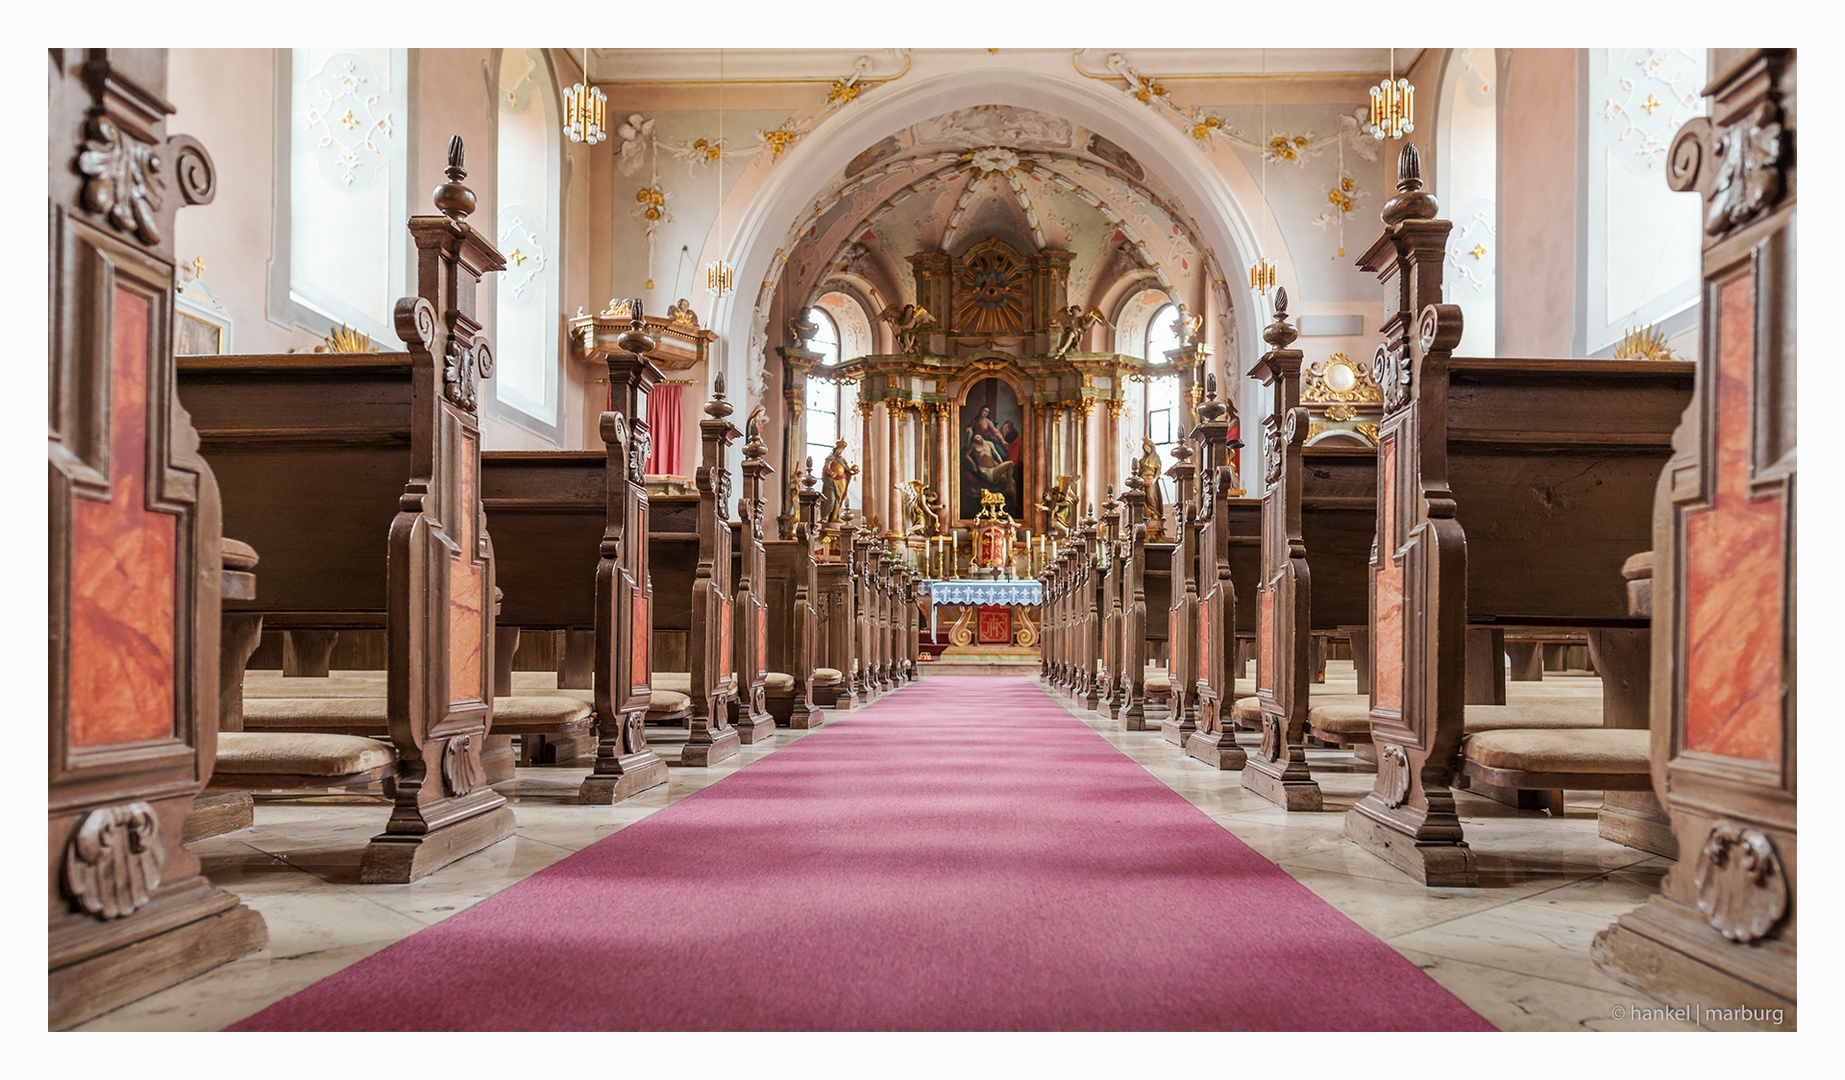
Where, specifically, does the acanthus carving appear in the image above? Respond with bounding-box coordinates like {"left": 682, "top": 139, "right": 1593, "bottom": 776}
{"left": 1376, "top": 343, "right": 1411, "bottom": 415}
{"left": 630, "top": 422, "right": 651, "bottom": 485}
{"left": 63, "top": 802, "right": 165, "bottom": 919}
{"left": 77, "top": 115, "right": 164, "bottom": 245}
{"left": 443, "top": 334, "right": 492, "bottom": 412}
{"left": 442, "top": 733, "right": 484, "bottom": 797}
{"left": 1262, "top": 413, "right": 1284, "bottom": 486}
{"left": 1377, "top": 743, "right": 1411, "bottom": 808}
{"left": 1692, "top": 822, "right": 1789, "bottom": 943}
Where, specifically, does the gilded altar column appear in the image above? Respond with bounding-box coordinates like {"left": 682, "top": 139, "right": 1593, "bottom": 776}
{"left": 1106, "top": 399, "right": 1125, "bottom": 491}
{"left": 856, "top": 398, "right": 876, "bottom": 525}
{"left": 886, "top": 402, "right": 900, "bottom": 535}
{"left": 1072, "top": 399, "right": 1094, "bottom": 516}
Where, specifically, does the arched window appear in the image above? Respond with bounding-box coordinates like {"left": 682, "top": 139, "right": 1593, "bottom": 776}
{"left": 1583, "top": 48, "right": 1706, "bottom": 357}
{"left": 1438, "top": 48, "right": 1497, "bottom": 354}
{"left": 800, "top": 295, "right": 864, "bottom": 502}
{"left": 492, "top": 48, "right": 562, "bottom": 437}
{"left": 269, "top": 48, "right": 409, "bottom": 342}
{"left": 1120, "top": 299, "right": 1183, "bottom": 511}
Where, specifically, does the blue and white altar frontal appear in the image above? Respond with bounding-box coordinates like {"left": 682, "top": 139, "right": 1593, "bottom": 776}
{"left": 922, "top": 578, "right": 1042, "bottom": 608}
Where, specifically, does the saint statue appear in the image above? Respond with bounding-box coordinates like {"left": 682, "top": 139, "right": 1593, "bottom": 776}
{"left": 1037, "top": 475, "right": 1080, "bottom": 537}
{"left": 1136, "top": 439, "right": 1167, "bottom": 538}
{"left": 900, "top": 479, "right": 945, "bottom": 537}
{"left": 820, "top": 439, "right": 858, "bottom": 524}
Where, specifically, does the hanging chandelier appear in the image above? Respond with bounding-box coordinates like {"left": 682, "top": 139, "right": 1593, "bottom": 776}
{"left": 704, "top": 48, "right": 735, "bottom": 298}
{"left": 563, "top": 50, "right": 606, "bottom": 144}
{"left": 1249, "top": 259, "right": 1278, "bottom": 295}
{"left": 1368, "top": 50, "right": 1414, "bottom": 141}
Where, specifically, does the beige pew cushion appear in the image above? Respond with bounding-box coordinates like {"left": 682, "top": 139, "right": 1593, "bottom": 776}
{"left": 1145, "top": 674, "right": 1172, "bottom": 695}
{"left": 652, "top": 671, "right": 692, "bottom": 694}
{"left": 216, "top": 731, "right": 393, "bottom": 777}
{"left": 1462, "top": 704, "right": 1603, "bottom": 734}
{"left": 243, "top": 694, "right": 591, "bottom": 734}
{"left": 1462, "top": 728, "right": 1651, "bottom": 774}
{"left": 493, "top": 696, "right": 593, "bottom": 730}
{"left": 1308, "top": 704, "right": 1371, "bottom": 736}
{"left": 812, "top": 667, "right": 843, "bottom": 685}
{"left": 649, "top": 689, "right": 691, "bottom": 715}
{"left": 1233, "top": 697, "right": 1261, "bottom": 724}
{"left": 244, "top": 671, "right": 386, "bottom": 698}
{"left": 764, "top": 672, "right": 796, "bottom": 694}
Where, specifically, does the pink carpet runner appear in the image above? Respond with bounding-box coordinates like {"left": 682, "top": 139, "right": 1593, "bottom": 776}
{"left": 233, "top": 676, "right": 1491, "bottom": 1031}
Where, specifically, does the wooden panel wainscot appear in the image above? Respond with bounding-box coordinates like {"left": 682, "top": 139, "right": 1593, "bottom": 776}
{"left": 49, "top": 47, "right": 268, "bottom": 1029}
{"left": 1592, "top": 48, "right": 1797, "bottom": 1029}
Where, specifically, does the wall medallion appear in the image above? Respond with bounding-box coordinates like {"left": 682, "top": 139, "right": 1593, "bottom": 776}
{"left": 64, "top": 801, "right": 165, "bottom": 919}
{"left": 1693, "top": 821, "right": 1788, "bottom": 943}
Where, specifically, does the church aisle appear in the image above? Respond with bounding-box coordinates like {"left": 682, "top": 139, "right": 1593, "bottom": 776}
{"left": 231, "top": 675, "right": 1488, "bottom": 1031}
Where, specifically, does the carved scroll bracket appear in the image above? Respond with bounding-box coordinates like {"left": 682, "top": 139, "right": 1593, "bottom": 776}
{"left": 63, "top": 802, "right": 165, "bottom": 919}
{"left": 1693, "top": 821, "right": 1789, "bottom": 943}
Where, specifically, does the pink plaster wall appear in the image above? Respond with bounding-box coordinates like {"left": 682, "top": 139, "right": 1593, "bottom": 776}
{"left": 1497, "top": 50, "right": 1579, "bottom": 358}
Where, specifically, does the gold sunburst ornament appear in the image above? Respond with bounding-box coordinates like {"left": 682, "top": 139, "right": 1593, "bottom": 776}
{"left": 1612, "top": 323, "right": 1679, "bottom": 362}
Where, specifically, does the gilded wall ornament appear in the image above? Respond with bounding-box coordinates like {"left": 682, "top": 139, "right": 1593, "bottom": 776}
{"left": 63, "top": 802, "right": 164, "bottom": 920}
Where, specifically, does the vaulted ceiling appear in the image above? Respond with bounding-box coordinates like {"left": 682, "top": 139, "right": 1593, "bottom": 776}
{"left": 778, "top": 105, "right": 1218, "bottom": 331}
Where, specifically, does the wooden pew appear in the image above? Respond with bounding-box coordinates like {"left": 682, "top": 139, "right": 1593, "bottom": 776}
{"left": 1115, "top": 479, "right": 1152, "bottom": 728}
{"left": 763, "top": 465, "right": 825, "bottom": 726}
{"left": 1159, "top": 444, "right": 1202, "bottom": 745}
{"left": 177, "top": 139, "right": 516, "bottom": 884}
{"left": 646, "top": 377, "right": 743, "bottom": 765}
{"left": 479, "top": 308, "right": 674, "bottom": 801}
{"left": 1184, "top": 377, "right": 1258, "bottom": 770}
{"left": 1242, "top": 290, "right": 1324, "bottom": 809}
{"left": 48, "top": 49, "right": 269, "bottom": 1026}
{"left": 727, "top": 425, "right": 778, "bottom": 744}
{"left": 1342, "top": 144, "right": 1690, "bottom": 885}
{"left": 1073, "top": 511, "right": 1102, "bottom": 709}
{"left": 1097, "top": 490, "right": 1124, "bottom": 716}
{"left": 813, "top": 521, "right": 859, "bottom": 708}
{"left": 1140, "top": 539, "right": 1174, "bottom": 713}
{"left": 1592, "top": 48, "right": 1797, "bottom": 1026}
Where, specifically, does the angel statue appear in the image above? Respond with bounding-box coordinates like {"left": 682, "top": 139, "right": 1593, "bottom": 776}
{"left": 1050, "top": 304, "right": 1112, "bottom": 359}
{"left": 899, "top": 479, "right": 945, "bottom": 537}
{"left": 1036, "top": 475, "right": 1081, "bottom": 538}
{"left": 878, "top": 302, "right": 937, "bottom": 355}
{"left": 819, "top": 439, "right": 859, "bottom": 524}
{"left": 1170, "top": 303, "right": 1205, "bottom": 349}
{"left": 1136, "top": 438, "right": 1168, "bottom": 540}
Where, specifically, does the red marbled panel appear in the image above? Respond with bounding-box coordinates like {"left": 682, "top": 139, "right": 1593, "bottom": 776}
{"left": 449, "top": 441, "right": 484, "bottom": 704}
{"left": 1258, "top": 588, "right": 1275, "bottom": 694}
{"left": 1373, "top": 437, "right": 1402, "bottom": 711}
{"left": 631, "top": 589, "right": 650, "bottom": 695}
{"left": 718, "top": 594, "right": 734, "bottom": 686}
{"left": 756, "top": 602, "right": 767, "bottom": 675}
{"left": 70, "top": 288, "right": 177, "bottom": 748}
{"left": 1685, "top": 274, "right": 1785, "bottom": 763}
{"left": 1198, "top": 594, "right": 1212, "bottom": 691}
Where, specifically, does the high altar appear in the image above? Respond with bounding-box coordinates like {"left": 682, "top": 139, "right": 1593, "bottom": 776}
{"left": 776, "top": 235, "right": 1237, "bottom": 599}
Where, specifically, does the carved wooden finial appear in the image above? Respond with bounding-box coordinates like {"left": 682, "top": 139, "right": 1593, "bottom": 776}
{"left": 1198, "top": 370, "right": 1228, "bottom": 422}
{"left": 433, "top": 135, "right": 477, "bottom": 221}
{"left": 1381, "top": 142, "right": 1439, "bottom": 225}
{"left": 706, "top": 370, "right": 733, "bottom": 419}
{"left": 615, "top": 298, "right": 655, "bottom": 358}
{"left": 1263, "top": 289, "right": 1300, "bottom": 350}
{"left": 801, "top": 457, "right": 818, "bottom": 491}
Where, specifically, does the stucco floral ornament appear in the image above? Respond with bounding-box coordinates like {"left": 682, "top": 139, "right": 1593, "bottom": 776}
{"left": 616, "top": 113, "right": 654, "bottom": 175}
{"left": 970, "top": 146, "right": 1020, "bottom": 176}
